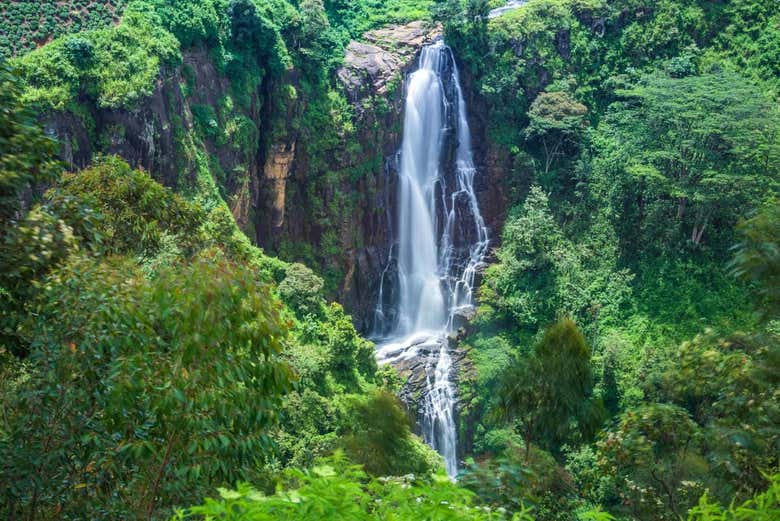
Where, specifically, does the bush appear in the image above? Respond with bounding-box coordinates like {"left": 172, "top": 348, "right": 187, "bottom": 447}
{"left": 687, "top": 473, "right": 780, "bottom": 520}
{"left": 0, "top": 63, "right": 60, "bottom": 227}
{"left": 278, "top": 262, "right": 326, "bottom": 317}
{"left": 16, "top": 4, "right": 180, "bottom": 109}
{"left": 595, "top": 404, "right": 709, "bottom": 520}
{"left": 0, "top": 253, "right": 293, "bottom": 520}
{"left": 50, "top": 156, "right": 204, "bottom": 257}
{"left": 343, "top": 390, "right": 441, "bottom": 477}
{"left": 174, "top": 452, "right": 526, "bottom": 521}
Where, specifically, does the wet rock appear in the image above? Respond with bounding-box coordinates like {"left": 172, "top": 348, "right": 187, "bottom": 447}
{"left": 451, "top": 305, "right": 477, "bottom": 331}
{"left": 378, "top": 333, "right": 469, "bottom": 443}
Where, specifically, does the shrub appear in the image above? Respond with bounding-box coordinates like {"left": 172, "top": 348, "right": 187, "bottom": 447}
{"left": 174, "top": 453, "right": 526, "bottom": 521}
{"left": 0, "top": 253, "right": 294, "bottom": 520}
{"left": 50, "top": 156, "right": 204, "bottom": 257}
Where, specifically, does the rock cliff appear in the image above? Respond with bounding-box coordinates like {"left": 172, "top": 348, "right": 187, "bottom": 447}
{"left": 258, "top": 20, "right": 443, "bottom": 331}
{"left": 42, "top": 20, "right": 508, "bottom": 333}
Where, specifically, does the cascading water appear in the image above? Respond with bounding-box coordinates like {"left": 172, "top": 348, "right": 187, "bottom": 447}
{"left": 374, "top": 40, "right": 489, "bottom": 479}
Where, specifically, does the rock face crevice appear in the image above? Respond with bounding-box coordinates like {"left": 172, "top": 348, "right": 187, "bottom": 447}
{"left": 263, "top": 142, "right": 296, "bottom": 229}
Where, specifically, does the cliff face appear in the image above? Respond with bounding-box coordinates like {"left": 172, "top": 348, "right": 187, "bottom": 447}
{"left": 43, "top": 20, "right": 508, "bottom": 331}
{"left": 44, "top": 47, "right": 263, "bottom": 223}
{"left": 255, "top": 20, "right": 445, "bottom": 331}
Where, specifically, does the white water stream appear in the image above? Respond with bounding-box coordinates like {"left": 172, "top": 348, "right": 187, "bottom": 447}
{"left": 488, "top": 0, "right": 527, "bottom": 19}
{"left": 374, "top": 41, "right": 489, "bottom": 478}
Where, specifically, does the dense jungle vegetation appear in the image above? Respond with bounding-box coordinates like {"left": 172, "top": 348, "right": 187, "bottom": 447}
{"left": 0, "top": 0, "right": 778, "bottom": 520}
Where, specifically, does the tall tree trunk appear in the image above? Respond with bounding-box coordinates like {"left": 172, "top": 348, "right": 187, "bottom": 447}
{"left": 691, "top": 209, "right": 710, "bottom": 245}
{"left": 692, "top": 221, "right": 707, "bottom": 245}
{"left": 146, "top": 434, "right": 176, "bottom": 521}
{"left": 676, "top": 197, "right": 687, "bottom": 219}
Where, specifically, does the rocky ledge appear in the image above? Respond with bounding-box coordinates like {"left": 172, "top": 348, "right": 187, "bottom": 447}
{"left": 376, "top": 333, "right": 467, "bottom": 429}
{"left": 337, "top": 20, "right": 442, "bottom": 104}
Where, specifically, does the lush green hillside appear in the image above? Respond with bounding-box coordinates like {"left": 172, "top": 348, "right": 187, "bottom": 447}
{"left": 0, "top": 0, "right": 778, "bottom": 520}
{"left": 442, "top": 0, "right": 779, "bottom": 519}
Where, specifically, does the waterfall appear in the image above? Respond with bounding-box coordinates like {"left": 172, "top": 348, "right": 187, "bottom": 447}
{"left": 374, "top": 40, "right": 489, "bottom": 479}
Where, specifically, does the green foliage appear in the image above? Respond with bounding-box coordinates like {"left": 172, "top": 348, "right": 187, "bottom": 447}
{"left": 731, "top": 200, "right": 780, "bottom": 320}
{"left": 324, "top": 0, "right": 433, "bottom": 40}
{"left": 595, "top": 403, "right": 709, "bottom": 520}
{"left": 591, "top": 71, "right": 779, "bottom": 251}
{"left": 0, "top": 206, "right": 81, "bottom": 353}
{"left": 460, "top": 441, "right": 577, "bottom": 519}
{"left": 454, "top": 7, "right": 779, "bottom": 519}
{"left": 297, "top": 0, "right": 344, "bottom": 74}
{"left": 687, "top": 473, "right": 780, "bottom": 521}
{"left": 15, "top": 3, "right": 180, "bottom": 109}
{"left": 151, "top": 0, "right": 220, "bottom": 47}
{"left": 227, "top": 0, "right": 291, "bottom": 75}
{"left": 51, "top": 156, "right": 204, "bottom": 257}
{"left": 175, "top": 452, "right": 526, "bottom": 521}
{"left": 191, "top": 104, "right": 220, "bottom": 140}
{"left": 0, "top": 63, "right": 60, "bottom": 227}
{"left": 483, "top": 186, "right": 632, "bottom": 330}
{"left": 278, "top": 262, "right": 326, "bottom": 318}
{"left": 344, "top": 390, "right": 440, "bottom": 476}
{"left": 525, "top": 89, "right": 588, "bottom": 176}
{"left": 0, "top": 63, "right": 64, "bottom": 352}
{"left": 323, "top": 302, "right": 377, "bottom": 388}
{"left": 494, "top": 318, "right": 603, "bottom": 455}
{"left": 0, "top": 253, "right": 293, "bottom": 520}
{"left": 653, "top": 331, "right": 780, "bottom": 500}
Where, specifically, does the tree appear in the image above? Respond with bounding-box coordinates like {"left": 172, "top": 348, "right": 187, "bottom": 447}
{"left": 278, "top": 262, "right": 325, "bottom": 318}
{"left": 483, "top": 186, "right": 632, "bottom": 329}
{"left": 655, "top": 330, "right": 780, "bottom": 501}
{"left": 460, "top": 440, "right": 577, "bottom": 517}
{"left": 322, "top": 303, "right": 376, "bottom": 388}
{"left": 525, "top": 90, "right": 588, "bottom": 175}
{"left": 0, "top": 63, "right": 63, "bottom": 353}
{"left": 594, "top": 71, "right": 779, "bottom": 249}
{"left": 0, "top": 253, "right": 293, "bottom": 520}
{"left": 596, "top": 404, "right": 709, "bottom": 521}
{"left": 730, "top": 200, "right": 780, "bottom": 320}
{"left": 0, "top": 63, "right": 60, "bottom": 234}
{"left": 152, "top": 0, "right": 219, "bottom": 48}
{"left": 228, "top": 0, "right": 289, "bottom": 74}
{"left": 297, "top": 0, "right": 340, "bottom": 73}
{"left": 494, "top": 318, "right": 603, "bottom": 458}
{"left": 483, "top": 186, "right": 562, "bottom": 326}
{"left": 343, "top": 390, "right": 439, "bottom": 477}
{"left": 0, "top": 205, "right": 81, "bottom": 354}
{"left": 50, "top": 156, "right": 205, "bottom": 258}
{"left": 63, "top": 37, "right": 94, "bottom": 68}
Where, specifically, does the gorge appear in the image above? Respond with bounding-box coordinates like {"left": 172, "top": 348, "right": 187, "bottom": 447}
{"left": 2, "top": 1, "right": 778, "bottom": 519}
